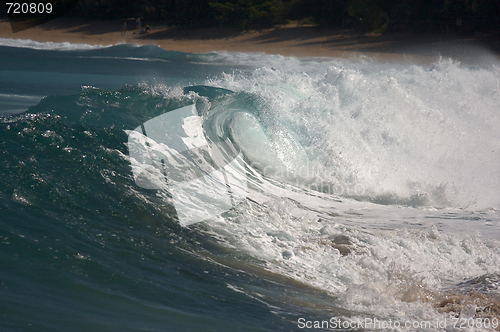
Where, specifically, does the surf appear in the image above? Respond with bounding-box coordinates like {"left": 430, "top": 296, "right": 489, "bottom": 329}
{"left": 2, "top": 41, "right": 500, "bottom": 331}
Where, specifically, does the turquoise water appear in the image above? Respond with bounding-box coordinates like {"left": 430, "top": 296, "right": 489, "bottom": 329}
{"left": 1, "top": 38, "right": 500, "bottom": 332}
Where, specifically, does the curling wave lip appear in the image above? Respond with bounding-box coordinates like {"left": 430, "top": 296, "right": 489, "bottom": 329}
{"left": 127, "top": 103, "right": 248, "bottom": 227}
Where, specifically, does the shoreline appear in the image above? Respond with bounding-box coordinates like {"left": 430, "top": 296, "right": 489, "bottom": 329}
{"left": 1, "top": 17, "right": 499, "bottom": 63}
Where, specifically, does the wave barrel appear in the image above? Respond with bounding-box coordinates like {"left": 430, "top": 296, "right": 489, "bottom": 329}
{"left": 127, "top": 104, "right": 247, "bottom": 226}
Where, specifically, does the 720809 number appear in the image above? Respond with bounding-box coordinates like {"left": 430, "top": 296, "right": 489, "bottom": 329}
{"left": 6, "top": 3, "right": 53, "bottom": 14}
{"left": 452, "top": 317, "right": 499, "bottom": 329}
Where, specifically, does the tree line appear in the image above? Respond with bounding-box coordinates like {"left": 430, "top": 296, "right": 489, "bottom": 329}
{"left": 71, "top": 0, "right": 500, "bottom": 33}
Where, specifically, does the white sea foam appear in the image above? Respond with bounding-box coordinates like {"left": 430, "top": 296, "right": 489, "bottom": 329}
{"left": 0, "top": 38, "right": 111, "bottom": 51}
{"left": 183, "top": 52, "right": 500, "bottom": 327}
{"left": 197, "top": 186, "right": 500, "bottom": 327}
{"left": 205, "top": 56, "right": 500, "bottom": 210}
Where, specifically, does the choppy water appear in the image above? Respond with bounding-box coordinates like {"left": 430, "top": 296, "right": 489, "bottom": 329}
{"left": 1, "top": 38, "right": 500, "bottom": 332}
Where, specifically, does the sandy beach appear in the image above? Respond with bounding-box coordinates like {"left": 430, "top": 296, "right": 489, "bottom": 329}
{"left": 1, "top": 17, "right": 500, "bottom": 63}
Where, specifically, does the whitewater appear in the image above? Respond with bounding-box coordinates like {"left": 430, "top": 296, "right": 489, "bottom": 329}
{"left": 1, "top": 38, "right": 499, "bottom": 332}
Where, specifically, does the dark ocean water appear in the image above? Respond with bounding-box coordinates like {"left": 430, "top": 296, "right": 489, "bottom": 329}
{"left": 1, "top": 39, "right": 500, "bottom": 332}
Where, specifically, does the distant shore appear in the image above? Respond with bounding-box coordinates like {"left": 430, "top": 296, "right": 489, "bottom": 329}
{"left": 1, "top": 17, "right": 499, "bottom": 63}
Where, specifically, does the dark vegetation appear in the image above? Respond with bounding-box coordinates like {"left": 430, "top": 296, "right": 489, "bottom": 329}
{"left": 5, "top": 0, "right": 500, "bottom": 33}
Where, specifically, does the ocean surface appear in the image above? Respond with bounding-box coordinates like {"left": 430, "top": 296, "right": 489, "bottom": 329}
{"left": 1, "top": 37, "right": 500, "bottom": 332}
